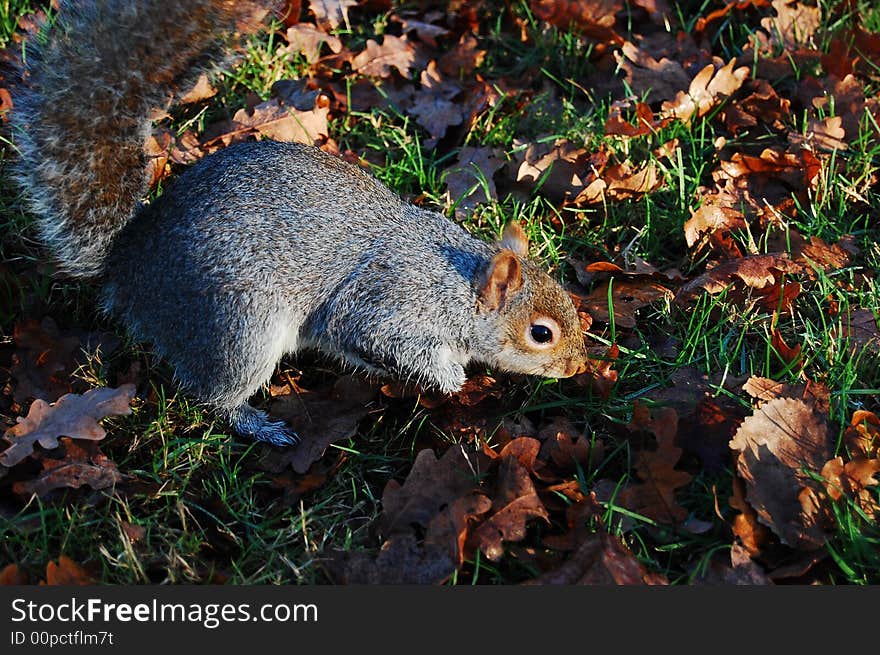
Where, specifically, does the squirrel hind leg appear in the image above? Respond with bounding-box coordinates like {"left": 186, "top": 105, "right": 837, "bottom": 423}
{"left": 228, "top": 404, "right": 299, "bottom": 446}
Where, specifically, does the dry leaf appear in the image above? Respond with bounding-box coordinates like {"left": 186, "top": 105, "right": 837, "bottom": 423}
{"left": 614, "top": 41, "right": 691, "bottom": 103}
{"left": 328, "top": 533, "right": 455, "bottom": 584}
{"left": 443, "top": 146, "right": 504, "bottom": 215}
{"left": 729, "top": 398, "right": 832, "bottom": 549}
{"left": 266, "top": 375, "right": 376, "bottom": 474}
{"left": 514, "top": 139, "right": 588, "bottom": 202}
{"left": 821, "top": 456, "right": 880, "bottom": 520}
{"left": 1, "top": 385, "right": 136, "bottom": 467}
{"left": 659, "top": 59, "right": 749, "bottom": 125}
{"left": 473, "top": 455, "right": 550, "bottom": 561}
{"left": 12, "top": 438, "right": 122, "bottom": 498}
{"left": 228, "top": 94, "right": 329, "bottom": 145}
{"left": 0, "top": 564, "right": 27, "bottom": 585}
{"left": 285, "top": 23, "right": 343, "bottom": 63}
{"left": 620, "top": 403, "right": 692, "bottom": 524}
{"left": 380, "top": 445, "right": 482, "bottom": 535}
{"left": 758, "top": 0, "right": 820, "bottom": 51}
{"left": 683, "top": 205, "right": 747, "bottom": 256}
{"left": 352, "top": 35, "right": 418, "bottom": 78}
{"left": 530, "top": 0, "right": 623, "bottom": 42}
{"left": 41, "top": 556, "right": 92, "bottom": 585}
{"left": 179, "top": 73, "right": 217, "bottom": 104}
{"left": 524, "top": 532, "right": 669, "bottom": 585}
{"left": 309, "top": 0, "right": 358, "bottom": 29}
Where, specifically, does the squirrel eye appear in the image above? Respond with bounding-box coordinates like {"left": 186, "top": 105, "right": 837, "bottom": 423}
{"left": 525, "top": 317, "right": 560, "bottom": 349}
{"left": 530, "top": 324, "right": 553, "bottom": 343}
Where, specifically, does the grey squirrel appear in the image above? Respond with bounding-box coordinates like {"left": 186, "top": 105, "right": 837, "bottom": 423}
{"left": 10, "top": 0, "right": 588, "bottom": 445}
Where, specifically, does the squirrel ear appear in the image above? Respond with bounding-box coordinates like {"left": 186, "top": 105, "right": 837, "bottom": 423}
{"left": 499, "top": 222, "right": 529, "bottom": 258}
{"left": 479, "top": 250, "right": 523, "bottom": 312}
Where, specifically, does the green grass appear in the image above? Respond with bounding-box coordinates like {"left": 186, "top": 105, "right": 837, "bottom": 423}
{"left": 1, "top": 0, "right": 879, "bottom": 585}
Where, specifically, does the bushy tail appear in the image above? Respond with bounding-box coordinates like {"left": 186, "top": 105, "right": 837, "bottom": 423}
{"left": 11, "top": 0, "right": 280, "bottom": 278}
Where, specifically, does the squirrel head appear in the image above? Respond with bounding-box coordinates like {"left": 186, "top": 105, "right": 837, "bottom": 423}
{"left": 474, "top": 223, "right": 588, "bottom": 380}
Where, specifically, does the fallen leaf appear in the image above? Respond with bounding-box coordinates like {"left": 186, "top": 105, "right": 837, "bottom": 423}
{"left": 352, "top": 35, "right": 418, "bottom": 78}
{"left": 41, "top": 556, "right": 92, "bottom": 585}
{"left": 10, "top": 317, "right": 117, "bottom": 404}
{"left": 757, "top": 0, "right": 820, "bottom": 52}
{"left": 472, "top": 455, "right": 550, "bottom": 561}
{"left": 514, "top": 138, "right": 588, "bottom": 202}
{"left": 309, "top": 0, "right": 358, "bottom": 30}
{"left": 604, "top": 101, "right": 671, "bottom": 138}
{"left": 575, "top": 278, "right": 672, "bottom": 329}
{"left": 380, "top": 444, "right": 483, "bottom": 535}
{"left": 683, "top": 204, "right": 747, "bottom": 257}
{"left": 227, "top": 92, "right": 329, "bottom": 145}
{"left": 723, "top": 78, "right": 791, "bottom": 135}
{"left": 407, "top": 62, "right": 465, "bottom": 147}
{"left": 12, "top": 437, "right": 122, "bottom": 498}
{"left": 820, "top": 456, "right": 880, "bottom": 520}
{"left": 530, "top": 0, "right": 623, "bottom": 43}
{"left": 443, "top": 146, "right": 505, "bottom": 215}
{"left": 845, "top": 410, "right": 880, "bottom": 459}
{"left": 676, "top": 254, "right": 803, "bottom": 304}
{"left": 0, "top": 564, "right": 27, "bottom": 585}
{"left": 535, "top": 417, "right": 603, "bottom": 476}
{"left": 573, "top": 161, "right": 663, "bottom": 204}
{"left": 729, "top": 474, "right": 771, "bottom": 556}
{"left": 437, "top": 33, "right": 486, "bottom": 77}
{"left": 620, "top": 403, "right": 692, "bottom": 524}
{"left": 266, "top": 375, "right": 377, "bottom": 474}
{"left": 424, "top": 492, "right": 493, "bottom": 565}
{"left": 659, "top": 59, "right": 749, "bottom": 125}
{"left": 285, "top": 23, "right": 344, "bottom": 63}
{"left": 771, "top": 328, "right": 803, "bottom": 369}
{"left": 0, "top": 385, "right": 136, "bottom": 467}
{"left": 789, "top": 116, "right": 847, "bottom": 152}
{"left": 396, "top": 17, "right": 451, "bottom": 49}
{"left": 524, "top": 532, "right": 669, "bottom": 584}
{"left": 328, "top": 533, "right": 455, "bottom": 584}
{"left": 729, "top": 398, "right": 832, "bottom": 548}
{"left": 614, "top": 41, "right": 691, "bottom": 103}
{"left": 179, "top": 73, "right": 217, "bottom": 104}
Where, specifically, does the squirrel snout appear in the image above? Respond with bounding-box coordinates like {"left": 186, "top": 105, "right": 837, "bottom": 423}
{"left": 560, "top": 357, "right": 588, "bottom": 378}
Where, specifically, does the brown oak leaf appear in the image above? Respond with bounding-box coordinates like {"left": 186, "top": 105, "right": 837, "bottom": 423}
{"left": 265, "top": 375, "right": 377, "bottom": 474}
{"left": 619, "top": 403, "right": 692, "bottom": 524}
{"left": 12, "top": 438, "right": 122, "bottom": 498}
{"left": 659, "top": 59, "right": 749, "bottom": 125}
{"left": 352, "top": 35, "right": 418, "bottom": 78}
{"left": 613, "top": 41, "right": 691, "bottom": 103}
{"left": 524, "top": 532, "right": 669, "bottom": 585}
{"left": 443, "top": 146, "right": 505, "bottom": 215}
{"left": 41, "top": 556, "right": 93, "bottom": 585}
{"left": 380, "top": 444, "right": 483, "bottom": 535}
{"left": 329, "top": 533, "right": 455, "bottom": 584}
{"left": 683, "top": 204, "right": 747, "bottom": 257}
{"left": 285, "top": 23, "right": 344, "bottom": 63}
{"left": 820, "top": 456, "right": 880, "bottom": 520}
{"left": 0, "top": 564, "right": 27, "bottom": 585}
{"left": 1, "top": 385, "right": 136, "bottom": 467}
{"left": 473, "top": 455, "right": 550, "bottom": 561}
{"left": 514, "top": 138, "right": 589, "bottom": 202}
{"left": 309, "top": 0, "right": 358, "bottom": 30}
{"left": 729, "top": 398, "right": 832, "bottom": 549}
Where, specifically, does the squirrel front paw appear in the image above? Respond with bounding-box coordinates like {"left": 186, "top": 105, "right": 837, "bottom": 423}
{"left": 432, "top": 357, "right": 467, "bottom": 395}
{"left": 229, "top": 404, "right": 299, "bottom": 446}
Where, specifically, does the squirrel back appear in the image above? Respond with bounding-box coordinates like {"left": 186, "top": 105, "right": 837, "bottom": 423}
{"left": 12, "top": 0, "right": 589, "bottom": 446}
{"left": 11, "top": 0, "right": 279, "bottom": 278}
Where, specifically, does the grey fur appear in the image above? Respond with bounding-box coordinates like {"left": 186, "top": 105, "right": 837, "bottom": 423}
{"left": 13, "top": 1, "right": 588, "bottom": 444}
